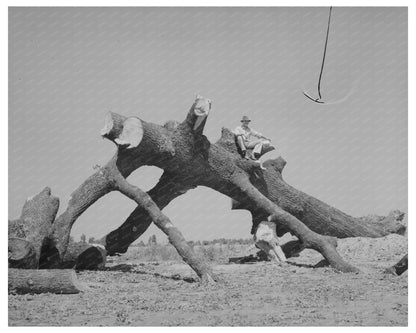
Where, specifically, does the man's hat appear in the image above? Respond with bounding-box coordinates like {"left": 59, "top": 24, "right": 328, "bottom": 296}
{"left": 241, "top": 116, "right": 251, "bottom": 122}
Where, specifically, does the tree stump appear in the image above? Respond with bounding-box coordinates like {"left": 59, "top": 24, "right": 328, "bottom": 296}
{"left": 8, "top": 187, "right": 60, "bottom": 268}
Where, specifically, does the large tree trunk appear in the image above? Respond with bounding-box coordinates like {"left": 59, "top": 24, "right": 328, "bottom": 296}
{"left": 230, "top": 153, "right": 406, "bottom": 238}
{"left": 8, "top": 187, "right": 60, "bottom": 268}
{"left": 8, "top": 269, "right": 85, "bottom": 294}
{"left": 48, "top": 95, "right": 406, "bottom": 273}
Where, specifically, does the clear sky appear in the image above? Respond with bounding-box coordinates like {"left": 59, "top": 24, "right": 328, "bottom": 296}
{"left": 9, "top": 7, "right": 407, "bottom": 243}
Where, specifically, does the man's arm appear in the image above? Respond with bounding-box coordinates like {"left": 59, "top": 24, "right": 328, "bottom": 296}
{"left": 252, "top": 129, "right": 271, "bottom": 141}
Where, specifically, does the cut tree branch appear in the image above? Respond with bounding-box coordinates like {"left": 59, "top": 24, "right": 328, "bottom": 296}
{"left": 106, "top": 167, "right": 217, "bottom": 283}
{"left": 105, "top": 171, "right": 196, "bottom": 255}
{"left": 215, "top": 175, "right": 359, "bottom": 273}
{"left": 51, "top": 159, "right": 117, "bottom": 258}
{"left": 184, "top": 95, "right": 211, "bottom": 134}
{"left": 63, "top": 243, "right": 107, "bottom": 270}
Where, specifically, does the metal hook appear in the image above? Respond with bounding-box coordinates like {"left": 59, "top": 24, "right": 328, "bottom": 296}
{"left": 303, "top": 6, "right": 333, "bottom": 104}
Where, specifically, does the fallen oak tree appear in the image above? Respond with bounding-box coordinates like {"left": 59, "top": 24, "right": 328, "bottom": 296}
{"left": 103, "top": 124, "right": 405, "bottom": 257}
{"left": 46, "top": 95, "right": 406, "bottom": 274}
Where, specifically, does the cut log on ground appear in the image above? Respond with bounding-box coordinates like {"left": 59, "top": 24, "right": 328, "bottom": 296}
{"left": 8, "top": 269, "right": 85, "bottom": 294}
{"left": 63, "top": 243, "right": 107, "bottom": 270}
{"left": 47, "top": 95, "right": 406, "bottom": 273}
{"left": 384, "top": 254, "right": 408, "bottom": 276}
{"left": 8, "top": 187, "right": 60, "bottom": 268}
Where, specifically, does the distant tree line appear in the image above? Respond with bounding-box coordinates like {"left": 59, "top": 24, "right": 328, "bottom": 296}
{"left": 68, "top": 234, "right": 102, "bottom": 246}
{"left": 190, "top": 238, "right": 252, "bottom": 246}
{"left": 131, "top": 235, "right": 252, "bottom": 247}
{"left": 70, "top": 234, "right": 252, "bottom": 248}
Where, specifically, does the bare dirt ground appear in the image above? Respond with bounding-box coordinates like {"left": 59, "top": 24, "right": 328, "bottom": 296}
{"left": 9, "top": 234, "right": 407, "bottom": 326}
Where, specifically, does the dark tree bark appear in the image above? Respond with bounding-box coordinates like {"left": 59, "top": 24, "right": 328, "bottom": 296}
{"left": 280, "top": 240, "right": 305, "bottom": 258}
{"left": 384, "top": 254, "right": 408, "bottom": 276}
{"left": 63, "top": 243, "right": 107, "bottom": 270}
{"left": 47, "top": 95, "right": 406, "bottom": 273}
{"left": 8, "top": 269, "right": 85, "bottom": 294}
{"left": 52, "top": 165, "right": 116, "bottom": 259}
{"left": 227, "top": 142, "right": 405, "bottom": 238}
{"left": 8, "top": 187, "right": 60, "bottom": 268}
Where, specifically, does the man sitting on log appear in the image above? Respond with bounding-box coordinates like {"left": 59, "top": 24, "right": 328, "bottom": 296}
{"left": 234, "top": 116, "right": 272, "bottom": 170}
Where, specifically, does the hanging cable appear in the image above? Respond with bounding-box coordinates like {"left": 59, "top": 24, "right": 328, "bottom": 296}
{"left": 303, "top": 6, "right": 333, "bottom": 104}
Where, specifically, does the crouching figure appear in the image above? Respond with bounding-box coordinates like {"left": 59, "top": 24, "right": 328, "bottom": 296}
{"left": 253, "top": 220, "right": 287, "bottom": 264}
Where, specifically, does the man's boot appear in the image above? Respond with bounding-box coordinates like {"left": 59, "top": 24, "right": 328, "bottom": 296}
{"left": 242, "top": 150, "right": 250, "bottom": 160}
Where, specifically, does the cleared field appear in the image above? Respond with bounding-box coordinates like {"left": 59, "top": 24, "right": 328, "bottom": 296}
{"left": 9, "top": 234, "right": 407, "bottom": 326}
